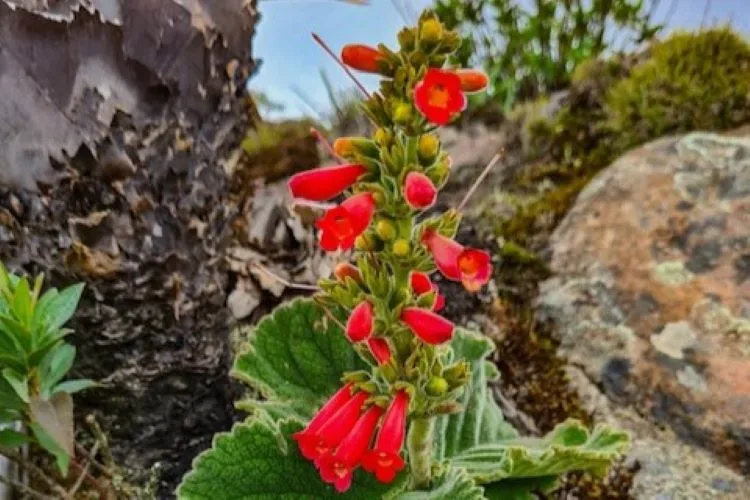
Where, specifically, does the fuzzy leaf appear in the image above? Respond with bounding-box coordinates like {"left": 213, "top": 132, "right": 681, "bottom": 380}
{"left": 177, "top": 418, "right": 403, "bottom": 500}
{"left": 231, "top": 298, "right": 366, "bottom": 420}
{"left": 392, "top": 467, "right": 484, "bottom": 500}
{"left": 436, "top": 331, "right": 629, "bottom": 490}
{"left": 433, "top": 329, "right": 518, "bottom": 461}
{"left": 452, "top": 422, "right": 630, "bottom": 484}
{"left": 482, "top": 477, "right": 558, "bottom": 500}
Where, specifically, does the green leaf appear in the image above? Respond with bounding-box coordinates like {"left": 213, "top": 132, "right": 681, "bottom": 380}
{"left": 44, "top": 283, "right": 84, "bottom": 333}
{"left": 0, "top": 376, "right": 26, "bottom": 411}
{"left": 433, "top": 329, "right": 518, "bottom": 461}
{"left": 40, "top": 344, "right": 76, "bottom": 398}
{"left": 12, "top": 277, "right": 33, "bottom": 327}
{"left": 392, "top": 467, "right": 484, "bottom": 500}
{"left": 30, "top": 421, "right": 70, "bottom": 476}
{"left": 0, "top": 314, "right": 30, "bottom": 358}
{"left": 2, "top": 368, "right": 28, "bottom": 403}
{"left": 0, "top": 428, "right": 30, "bottom": 448}
{"left": 231, "top": 298, "right": 366, "bottom": 420}
{"left": 482, "top": 477, "right": 558, "bottom": 500}
{"left": 51, "top": 379, "right": 96, "bottom": 396}
{"left": 450, "top": 421, "right": 630, "bottom": 484}
{"left": 177, "top": 418, "right": 403, "bottom": 500}
{"left": 436, "top": 330, "right": 629, "bottom": 492}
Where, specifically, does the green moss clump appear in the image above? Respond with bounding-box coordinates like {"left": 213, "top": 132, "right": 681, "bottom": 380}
{"left": 493, "top": 28, "right": 750, "bottom": 247}
{"left": 606, "top": 28, "right": 750, "bottom": 151}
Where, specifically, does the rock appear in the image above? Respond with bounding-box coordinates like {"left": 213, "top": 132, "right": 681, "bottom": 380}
{"left": 537, "top": 132, "right": 750, "bottom": 480}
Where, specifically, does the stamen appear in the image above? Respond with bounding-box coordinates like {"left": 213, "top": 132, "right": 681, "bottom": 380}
{"left": 310, "top": 127, "right": 344, "bottom": 162}
{"left": 457, "top": 149, "right": 505, "bottom": 212}
{"left": 248, "top": 262, "right": 321, "bottom": 291}
{"left": 292, "top": 198, "right": 338, "bottom": 211}
{"left": 311, "top": 33, "right": 372, "bottom": 99}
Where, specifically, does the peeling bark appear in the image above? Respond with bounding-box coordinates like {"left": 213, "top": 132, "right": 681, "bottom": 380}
{"left": 0, "top": 0, "right": 258, "bottom": 495}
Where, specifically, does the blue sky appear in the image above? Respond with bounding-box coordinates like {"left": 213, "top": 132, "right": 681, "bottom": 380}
{"left": 250, "top": 0, "right": 750, "bottom": 119}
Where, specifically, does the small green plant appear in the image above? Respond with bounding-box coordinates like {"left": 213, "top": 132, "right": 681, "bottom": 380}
{"left": 0, "top": 262, "right": 94, "bottom": 475}
{"left": 434, "top": 0, "right": 661, "bottom": 110}
{"left": 179, "top": 10, "right": 629, "bottom": 499}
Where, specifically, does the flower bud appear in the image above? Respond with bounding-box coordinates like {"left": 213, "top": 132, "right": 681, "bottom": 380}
{"left": 426, "top": 376, "right": 449, "bottom": 396}
{"left": 334, "top": 262, "right": 362, "bottom": 284}
{"left": 443, "top": 362, "right": 470, "bottom": 389}
{"left": 334, "top": 137, "right": 379, "bottom": 159}
{"left": 452, "top": 69, "right": 489, "bottom": 93}
{"left": 426, "top": 157, "right": 451, "bottom": 187}
{"left": 397, "top": 27, "right": 416, "bottom": 51}
{"left": 374, "top": 128, "right": 391, "bottom": 147}
{"left": 355, "top": 233, "right": 376, "bottom": 251}
{"left": 404, "top": 172, "right": 437, "bottom": 210}
{"left": 417, "top": 134, "right": 440, "bottom": 164}
{"left": 346, "top": 301, "right": 373, "bottom": 342}
{"left": 419, "top": 18, "right": 443, "bottom": 46}
{"left": 392, "top": 239, "right": 410, "bottom": 257}
{"left": 341, "top": 44, "right": 386, "bottom": 74}
{"left": 375, "top": 219, "right": 397, "bottom": 241}
{"left": 372, "top": 191, "right": 385, "bottom": 206}
{"left": 393, "top": 102, "right": 412, "bottom": 125}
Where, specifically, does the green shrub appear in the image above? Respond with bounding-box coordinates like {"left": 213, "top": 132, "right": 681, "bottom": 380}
{"left": 434, "top": 0, "right": 661, "bottom": 110}
{"left": 606, "top": 27, "right": 750, "bottom": 150}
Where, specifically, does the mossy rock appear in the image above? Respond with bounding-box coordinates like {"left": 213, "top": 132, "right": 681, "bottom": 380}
{"left": 606, "top": 28, "right": 750, "bottom": 151}
{"left": 491, "top": 28, "right": 750, "bottom": 247}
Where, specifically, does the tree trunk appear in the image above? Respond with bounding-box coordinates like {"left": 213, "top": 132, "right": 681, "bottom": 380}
{"left": 0, "top": 1, "right": 258, "bottom": 495}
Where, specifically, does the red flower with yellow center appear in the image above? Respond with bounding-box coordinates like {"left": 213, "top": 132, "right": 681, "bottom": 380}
{"left": 316, "top": 193, "right": 375, "bottom": 251}
{"left": 413, "top": 69, "right": 466, "bottom": 125}
{"left": 421, "top": 229, "right": 492, "bottom": 292}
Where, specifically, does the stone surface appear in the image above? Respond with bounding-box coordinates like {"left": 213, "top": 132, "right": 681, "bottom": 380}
{"left": 537, "top": 132, "right": 750, "bottom": 482}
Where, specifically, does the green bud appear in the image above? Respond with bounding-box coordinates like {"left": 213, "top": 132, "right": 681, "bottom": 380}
{"left": 355, "top": 233, "right": 376, "bottom": 251}
{"left": 416, "top": 290, "right": 438, "bottom": 310}
{"left": 393, "top": 102, "right": 412, "bottom": 125}
{"left": 418, "top": 134, "right": 440, "bottom": 163}
{"left": 392, "top": 239, "right": 410, "bottom": 257}
{"left": 426, "top": 377, "right": 449, "bottom": 396}
{"left": 419, "top": 18, "right": 443, "bottom": 46}
{"left": 378, "top": 363, "right": 398, "bottom": 383}
{"left": 372, "top": 191, "right": 385, "bottom": 206}
{"left": 426, "top": 157, "right": 451, "bottom": 186}
{"left": 374, "top": 127, "right": 391, "bottom": 147}
{"left": 443, "top": 362, "right": 470, "bottom": 388}
{"left": 376, "top": 219, "right": 397, "bottom": 241}
{"left": 357, "top": 381, "right": 378, "bottom": 394}
{"left": 397, "top": 27, "right": 416, "bottom": 51}
{"left": 342, "top": 370, "right": 371, "bottom": 384}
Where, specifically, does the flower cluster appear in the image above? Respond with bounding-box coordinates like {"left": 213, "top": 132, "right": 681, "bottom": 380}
{"left": 294, "top": 385, "right": 409, "bottom": 492}
{"left": 288, "top": 11, "right": 491, "bottom": 492}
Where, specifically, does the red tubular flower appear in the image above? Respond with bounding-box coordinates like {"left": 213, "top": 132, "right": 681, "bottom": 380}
{"left": 346, "top": 301, "right": 374, "bottom": 342}
{"left": 400, "top": 307, "right": 454, "bottom": 344}
{"left": 409, "top": 271, "right": 445, "bottom": 312}
{"left": 422, "top": 230, "right": 492, "bottom": 292}
{"left": 341, "top": 44, "right": 385, "bottom": 74}
{"left": 367, "top": 338, "right": 391, "bottom": 365}
{"left": 289, "top": 164, "right": 366, "bottom": 201}
{"left": 293, "top": 384, "right": 354, "bottom": 460}
{"left": 316, "top": 193, "right": 376, "bottom": 251}
{"left": 319, "top": 405, "right": 384, "bottom": 493}
{"left": 413, "top": 68, "right": 466, "bottom": 125}
{"left": 362, "top": 391, "right": 409, "bottom": 483}
{"left": 451, "top": 69, "right": 489, "bottom": 93}
{"left": 296, "top": 390, "right": 369, "bottom": 465}
{"left": 403, "top": 172, "right": 437, "bottom": 210}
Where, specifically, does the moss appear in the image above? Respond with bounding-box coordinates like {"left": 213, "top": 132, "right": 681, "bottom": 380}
{"left": 607, "top": 28, "right": 750, "bottom": 151}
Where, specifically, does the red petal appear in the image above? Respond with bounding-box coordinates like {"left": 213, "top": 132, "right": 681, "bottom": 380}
{"left": 433, "top": 292, "right": 446, "bottom": 312}
{"left": 341, "top": 44, "right": 383, "bottom": 73}
{"left": 312, "top": 391, "right": 368, "bottom": 463}
{"left": 346, "top": 301, "right": 373, "bottom": 342}
{"left": 458, "top": 248, "right": 492, "bottom": 292}
{"left": 400, "top": 307, "right": 454, "bottom": 344}
{"left": 409, "top": 271, "right": 433, "bottom": 295}
{"left": 367, "top": 338, "right": 391, "bottom": 365}
{"left": 289, "top": 164, "right": 366, "bottom": 201}
{"left": 422, "top": 230, "right": 463, "bottom": 281}
{"left": 374, "top": 391, "right": 409, "bottom": 454}
{"left": 404, "top": 172, "right": 437, "bottom": 210}
{"left": 340, "top": 192, "right": 376, "bottom": 233}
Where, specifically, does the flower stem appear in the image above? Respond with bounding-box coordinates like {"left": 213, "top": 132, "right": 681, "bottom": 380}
{"left": 407, "top": 416, "right": 434, "bottom": 489}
